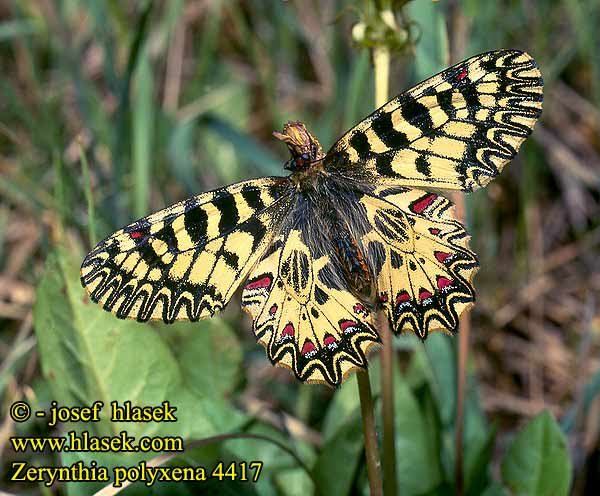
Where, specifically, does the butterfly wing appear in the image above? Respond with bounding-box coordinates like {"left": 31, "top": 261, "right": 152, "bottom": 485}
{"left": 241, "top": 228, "right": 380, "bottom": 386}
{"left": 325, "top": 49, "right": 543, "bottom": 191}
{"left": 81, "top": 177, "right": 292, "bottom": 322}
{"left": 360, "top": 187, "right": 479, "bottom": 338}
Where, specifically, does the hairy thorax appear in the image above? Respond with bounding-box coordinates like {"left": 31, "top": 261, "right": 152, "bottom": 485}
{"left": 275, "top": 121, "right": 375, "bottom": 303}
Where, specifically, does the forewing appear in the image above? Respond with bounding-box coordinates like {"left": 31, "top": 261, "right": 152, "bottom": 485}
{"left": 326, "top": 50, "right": 543, "bottom": 191}
{"left": 81, "top": 177, "right": 292, "bottom": 322}
{"left": 360, "top": 187, "right": 479, "bottom": 338}
{"left": 241, "top": 229, "right": 380, "bottom": 386}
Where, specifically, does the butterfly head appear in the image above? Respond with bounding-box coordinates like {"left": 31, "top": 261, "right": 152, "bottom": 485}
{"left": 274, "top": 121, "right": 324, "bottom": 171}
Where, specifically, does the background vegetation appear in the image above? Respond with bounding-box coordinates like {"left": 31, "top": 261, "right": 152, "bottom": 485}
{"left": 1, "top": 0, "right": 599, "bottom": 494}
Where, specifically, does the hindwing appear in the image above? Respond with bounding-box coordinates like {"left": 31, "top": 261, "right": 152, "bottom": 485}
{"left": 81, "top": 178, "right": 292, "bottom": 322}
{"left": 360, "top": 188, "right": 479, "bottom": 338}
{"left": 241, "top": 229, "right": 380, "bottom": 386}
{"left": 326, "top": 49, "right": 543, "bottom": 191}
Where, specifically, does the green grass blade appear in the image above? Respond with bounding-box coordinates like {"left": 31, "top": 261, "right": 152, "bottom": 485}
{"left": 79, "top": 141, "right": 97, "bottom": 247}
{"left": 132, "top": 52, "right": 154, "bottom": 218}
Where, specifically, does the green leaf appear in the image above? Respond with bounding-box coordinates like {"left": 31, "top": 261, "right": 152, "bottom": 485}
{"left": 147, "top": 478, "right": 260, "bottom": 495}
{"left": 463, "top": 377, "right": 495, "bottom": 495}
{"left": 312, "top": 413, "right": 364, "bottom": 496}
{"left": 392, "top": 364, "right": 444, "bottom": 495}
{"left": 274, "top": 467, "right": 314, "bottom": 496}
{"left": 481, "top": 482, "right": 509, "bottom": 496}
{"left": 423, "top": 333, "right": 456, "bottom": 427}
{"left": 60, "top": 451, "right": 126, "bottom": 496}
{"left": 34, "top": 248, "right": 247, "bottom": 495}
{"left": 465, "top": 425, "right": 497, "bottom": 496}
{"left": 172, "top": 319, "right": 242, "bottom": 397}
{"left": 321, "top": 375, "right": 361, "bottom": 442}
{"left": 501, "top": 411, "right": 572, "bottom": 496}
{"left": 225, "top": 423, "right": 315, "bottom": 496}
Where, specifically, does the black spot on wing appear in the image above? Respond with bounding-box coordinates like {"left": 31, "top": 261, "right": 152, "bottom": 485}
{"left": 299, "top": 251, "right": 310, "bottom": 289}
{"left": 390, "top": 250, "right": 403, "bottom": 269}
{"left": 372, "top": 111, "right": 410, "bottom": 148}
{"left": 480, "top": 54, "right": 497, "bottom": 72}
{"left": 314, "top": 286, "right": 329, "bottom": 304}
{"left": 137, "top": 243, "right": 166, "bottom": 272}
{"left": 318, "top": 263, "right": 344, "bottom": 290}
{"left": 183, "top": 205, "right": 209, "bottom": 245}
{"left": 375, "top": 154, "right": 401, "bottom": 178}
{"left": 436, "top": 88, "right": 454, "bottom": 114}
{"left": 349, "top": 131, "right": 371, "bottom": 160}
{"left": 401, "top": 94, "right": 433, "bottom": 132}
{"left": 238, "top": 216, "right": 267, "bottom": 250}
{"left": 153, "top": 224, "right": 179, "bottom": 253}
{"left": 220, "top": 248, "right": 240, "bottom": 270}
{"left": 241, "top": 185, "right": 266, "bottom": 211}
{"left": 375, "top": 217, "right": 396, "bottom": 242}
{"left": 213, "top": 192, "right": 239, "bottom": 234}
{"left": 415, "top": 155, "right": 431, "bottom": 177}
{"left": 458, "top": 83, "right": 480, "bottom": 108}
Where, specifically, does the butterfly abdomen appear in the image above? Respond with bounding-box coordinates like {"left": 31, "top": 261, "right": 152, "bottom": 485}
{"left": 331, "top": 225, "right": 374, "bottom": 302}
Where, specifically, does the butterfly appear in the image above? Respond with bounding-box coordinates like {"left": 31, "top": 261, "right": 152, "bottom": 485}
{"left": 81, "top": 50, "right": 543, "bottom": 386}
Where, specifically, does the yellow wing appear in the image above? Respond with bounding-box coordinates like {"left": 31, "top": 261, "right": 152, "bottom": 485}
{"left": 81, "top": 177, "right": 292, "bottom": 322}
{"left": 241, "top": 229, "right": 380, "bottom": 386}
{"left": 326, "top": 50, "right": 543, "bottom": 191}
{"left": 360, "top": 187, "right": 479, "bottom": 338}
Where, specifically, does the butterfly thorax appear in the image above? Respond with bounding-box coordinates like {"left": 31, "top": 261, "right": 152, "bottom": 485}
{"left": 274, "top": 121, "right": 325, "bottom": 180}
{"left": 309, "top": 179, "right": 377, "bottom": 304}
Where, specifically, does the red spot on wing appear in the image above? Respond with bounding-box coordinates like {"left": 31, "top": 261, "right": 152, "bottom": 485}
{"left": 411, "top": 194, "right": 437, "bottom": 214}
{"left": 269, "top": 304, "right": 277, "bottom": 315}
{"left": 429, "top": 228, "right": 441, "bottom": 235}
{"left": 379, "top": 292, "right": 389, "bottom": 303}
{"left": 129, "top": 231, "right": 144, "bottom": 239}
{"left": 324, "top": 335, "right": 336, "bottom": 346}
{"left": 419, "top": 289, "right": 433, "bottom": 301}
{"left": 245, "top": 275, "right": 272, "bottom": 290}
{"left": 457, "top": 68, "right": 468, "bottom": 81}
{"left": 339, "top": 320, "right": 357, "bottom": 332}
{"left": 437, "top": 276, "right": 453, "bottom": 289}
{"left": 353, "top": 303, "right": 365, "bottom": 313}
{"left": 434, "top": 251, "right": 452, "bottom": 263}
{"left": 395, "top": 291, "right": 410, "bottom": 304}
{"left": 301, "top": 340, "right": 316, "bottom": 355}
{"left": 282, "top": 323, "right": 295, "bottom": 337}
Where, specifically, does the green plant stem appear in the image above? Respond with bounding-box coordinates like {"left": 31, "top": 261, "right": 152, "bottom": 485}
{"left": 374, "top": 44, "right": 398, "bottom": 496}
{"left": 357, "top": 369, "right": 383, "bottom": 496}
{"left": 455, "top": 311, "right": 469, "bottom": 496}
